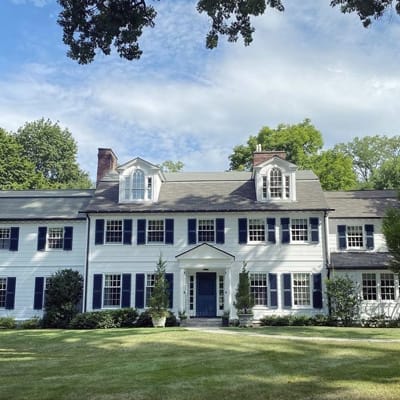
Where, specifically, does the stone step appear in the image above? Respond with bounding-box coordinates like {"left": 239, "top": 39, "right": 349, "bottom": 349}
{"left": 182, "top": 318, "right": 223, "bottom": 328}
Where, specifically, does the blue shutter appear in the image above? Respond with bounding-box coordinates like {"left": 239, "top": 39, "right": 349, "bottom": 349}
{"left": 95, "top": 219, "right": 104, "bottom": 245}
{"left": 281, "top": 218, "right": 290, "bottom": 244}
{"left": 37, "top": 227, "right": 47, "bottom": 251}
{"left": 238, "top": 218, "right": 247, "bottom": 244}
{"left": 269, "top": 273, "right": 277, "bottom": 307}
{"left": 338, "top": 225, "right": 347, "bottom": 249}
{"left": 33, "top": 277, "right": 44, "bottom": 310}
{"left": 63, "top": 226, "right": 73, "bottom": 250}
{"left": 5, "top": 277, "right": 16, "bottom": 310}
{"left": 188, "top": 219, "right": 197, "bottom": 245}
{"left": 123, "top": 219, "right": 132, "bottom": 245}
{"left": 283, "top": 273, "right": 292, "bottom": 308}
{"left": 313, "top": 273, "right": 323, "bottom": 309}
{"left": 267, "top": 218, "right": 276, "bottom": 244}
{"left": 137, "top": 219, "right": 146, "bottom": 245}
{"left": 9, "top": 227, "right": 19, "bottom": 251}
{"left": 92, "top": 274, "right": 103, "bottom": 309}
{"left": 166, "top": 273, "right": 174, "bottom": 308}
{"left": 121, "top": 274, "right": 131, "bottom": 308}
{"left": 165, "top": 219, "right": 174, "bottom": 244}
{"left": 310, "top": 218, "right": 319, "bottom": 243}
{"left": 216, "top": 218, "right": 225, "bottom": 244}
{"left": 135, "top": 274, "right": 145, "bottom": 308}
{"left": 365, "top": 224, "right": 374, "bottom": 250}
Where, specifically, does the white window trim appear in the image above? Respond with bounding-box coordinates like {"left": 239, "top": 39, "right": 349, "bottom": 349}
{"left": 248, "top": 218, "right": 266, "bottom": 244}
{"left": 146, "top": 219, "right": 165, "bottom": 245}
{"left": 102, "top": 273, "right": 122, "bottom": 308}
{"left": 122, "top": 168, "right": 153, "bottom": 202}
{"left": 104, "top": 219, "right": 124, "bottom": 245}
{"left": 290, "top": 218, "right": 310, "bottom": 244}
{"left": 361, "top": 272, "right": 398, "bottom": 302}
{"left": 0, "top": 227, "right": 11, "bottom": 250}
{"left": 47, "top": 227, "right": 64, "bottom": 250}
{"left": 292, "top": 272, "right": 312, "bottom": 308}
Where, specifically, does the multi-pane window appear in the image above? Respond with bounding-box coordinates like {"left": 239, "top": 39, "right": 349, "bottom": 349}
{"left": 145, "top": 274, "right": 155, "bottom": 307}
{"left": 291, "top": 219, "right": 308, "bottom": 241}
{"left": 270, "top": 168, "right": 283, "bottom": 198}
{"left": 0, "top": 228, "right": 10, "bottom": 250}
{"left": 381, "top": 273, "right": 395, "bottom": 300}
{"left": 103, "top": 274, "right": 121, "bottom": 307}
{"left": 105, "top": 220, "right": 123, "bottom": 243}
{"left": 250, "top": 273, "right": 267, "bottom": 306}
{"left": 293, "top": 273, "right": 311, "bottom": 306}
{"left": 147, "top": 177, "right": 153, "bottom": 199}
{"left": 362, "top": 273, "right": 377, "bottom": 300}
{"left": 0, "top": 278, "right": 6, "bottom": 308}
{"left": 47, "top": 228, "right": 64, "bottom": 249}
{"left": 218, "top": 275, "right": 225, "bottom": 311}
{"left": 248, "top": 219, "right": 265, "bottom": 242}
{"left": 147, "top": 220, "right": 164, "bottom": 243}
{"left": 132, "top": 170, "right": 145, "bottom": 200}
{"left": 362, "top": 273, "right": 396, "bottom": 301}
{"left": 198, "top": 219, "right": 215, "bottom": 242}
{"left": 262, "top": 176, "right": 268, "bottom": 199}
{"left": 347, "top": 226, "right": 363, "bottom": 248}
{"left": 285, "top": 176, "right": 290, "bottom": 198}
{"left": 189, "top": 275, "right": 195, "bottom": 311}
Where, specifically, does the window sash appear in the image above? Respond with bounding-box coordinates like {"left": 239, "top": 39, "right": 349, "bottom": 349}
{"left": 145, "top": 274, "right": 155, "bottom": 307}
{"left": 293, "top": 273, "right": 311, "bottom": 306}
{"left": 0, "top": 228, "right": 10, "bottom": 250}
{"left": 198, "top": 219, "right": 215, "bottom": 242}
{"left": 147, "top": 220, "right": 164, "bottom": 243}
{"left": 347, "top": 226, "right": 364, "bottom": 248}
{"left": 250, "top": 273, "right": 268, "bottom": 306}
{"left": 47, "top": 228, "right": 64, "bottom": 249}
{"left": 362, "top": 273, "right": 377, "bottom": 300}
{"left": 103, "top": 274, "right": 121, "bottom": 307}
{"left": 0, "top": 278, "right": 7, "bottom": 308}
{"left": 270, "top": 168, "right": 283, "bottom": 198}
{"left": 248, "top": 219, "right": 265, "bottom": 242}
{"left": 105, "top": 220, "right": 123, "bottom": 243}
{"left": 380, "top": 273, "right": 395, "bottom": 301}
{"left": 291, "top": 219, "right": 309, "bottom": 241}
{"left": 132, "top": 170, "right": 145, "bottom": 200}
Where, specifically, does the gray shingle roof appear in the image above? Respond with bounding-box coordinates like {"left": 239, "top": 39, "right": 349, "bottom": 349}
{"left": 86, "top": 170, "right": 330, "bottom": 213}
{"left": 330, "top": 252, "right": 391, "bottom": 269}
{"left": 0, "top": 190, "right": 95, "bottom": 220}
{"left": 325, "top": 190, "right": 398, "bottom": 218}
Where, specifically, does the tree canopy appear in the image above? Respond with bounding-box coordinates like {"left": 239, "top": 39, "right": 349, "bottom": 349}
{"left": 14, "top": 119, "right": 92, "bottom": 189}
{"left": 0, "top": 128, "right": 45, "bottom": 190}
{"left": 57, "top": 0, "right": 400, "bottom": 64}
{"left": 382, "top": 200, "right": 400, "bottom": 274}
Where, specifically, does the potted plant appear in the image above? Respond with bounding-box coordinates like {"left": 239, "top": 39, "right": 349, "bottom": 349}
{"left": 234, "top": 262, "right": 255, "bottom": 327}
{"left": 178, "top": 310, "right": 187, "bottom": 326}
{"left": 149, "top": 255, "right": 170, "bottom": 327}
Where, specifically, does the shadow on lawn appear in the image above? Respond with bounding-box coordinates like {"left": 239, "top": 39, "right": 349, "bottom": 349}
{"left": 1, "top": 328, "right": 399, "bottom": 400}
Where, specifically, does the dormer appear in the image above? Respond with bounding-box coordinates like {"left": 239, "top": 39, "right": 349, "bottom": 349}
{"left": 118, "top": 157, "right": 164, "bottom": 203}
{"left": 252, "top": 149, "right": 297, "bottom": 202}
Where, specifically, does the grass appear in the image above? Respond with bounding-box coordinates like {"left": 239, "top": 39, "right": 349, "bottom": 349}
{"left": 0, "top": 327, "right": 399, "bottom": 400}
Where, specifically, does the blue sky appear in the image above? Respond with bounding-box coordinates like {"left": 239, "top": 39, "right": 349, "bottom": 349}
{"left": 1, "top": 0, "right": 400, "bottom": 181}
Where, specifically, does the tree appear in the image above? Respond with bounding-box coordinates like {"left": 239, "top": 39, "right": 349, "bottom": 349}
{"left": 382, "top": 203, "right": 400, "bottom": 274}
{"left": 148, "top": 255, "right": 169, "bottom": 320}
{"left": 311, "top": 149, "right": 357, "bottom": 191}
{"left": 160, "top": 160, "right": 184, "bottom": 173}
{"left": 334, "top": 135, "right": 400, "bottom": 188}
{"left": 325, "top": 275, "right": 360, "bottom": 326}
{"left": 15, "top": 119, "right": 92, "bottom": 189}
{"left": 42, "top": 269, "right": 84, "bottom": 328}
{"left": 229, "top": 119, "right": 324, "bottom": 171}
{"left": 0, "top": 128, "right": 45, "bottom": 190}
{"left": 371, "top": 157, "right": 400, "bottom": 190}
{"left": 57, "top": 1, "right": 400, "bottom": 64}
{"left": 234, "top": 262, "right": 255, "bottom": 315}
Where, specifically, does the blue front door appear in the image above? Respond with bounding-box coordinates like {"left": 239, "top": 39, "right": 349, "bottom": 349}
{"left": 196, "top": 272, "right": 217, "bottom": 317}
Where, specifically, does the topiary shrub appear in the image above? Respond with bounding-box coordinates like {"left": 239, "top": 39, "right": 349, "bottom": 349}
{"left": 0, "top": 317, "right": 16, "bottom": 329}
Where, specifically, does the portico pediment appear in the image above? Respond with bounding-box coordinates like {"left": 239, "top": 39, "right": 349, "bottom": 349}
{"left": 176, "top": 243, "right": 235, "bottom": 261}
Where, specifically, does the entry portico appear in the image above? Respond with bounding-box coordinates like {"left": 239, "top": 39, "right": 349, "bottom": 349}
{"left": 176, "top": 243, "right": 235, "bottom": 318}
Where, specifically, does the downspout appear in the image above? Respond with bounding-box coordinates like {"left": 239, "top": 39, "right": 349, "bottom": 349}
{"left": 83, "top": 214, "right": 91, "bottom": 312}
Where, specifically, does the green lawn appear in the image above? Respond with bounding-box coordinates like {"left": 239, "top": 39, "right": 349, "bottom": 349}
{"left": 1, "top": 327, "right": 399, "bottom": 400}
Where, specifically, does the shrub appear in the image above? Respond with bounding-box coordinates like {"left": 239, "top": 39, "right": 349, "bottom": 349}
{"left": 135, "top": 310, "right": 153, "bottom": 327}
{"left": 42, "top": 269, "right": 83, "bottom": 328}
{"left": 166, "top": 311, "right": 178, "bottom": 327}
{"left": 110, "top": 308, "right": 138, "bottom": 327}
{"left": 70, "top": 311, "right": 117, "bottom": 329}
{"left": 289, "top": 315, "right": 312, "bottom": 326}
{"left": 20, "top": 317, "right": 42, "bottom": 329}
{"left": 0, "top": 317, "right": 16, "bottom": 329}
{"left": 260, "top": 316, "right": 290, "bottom": 326}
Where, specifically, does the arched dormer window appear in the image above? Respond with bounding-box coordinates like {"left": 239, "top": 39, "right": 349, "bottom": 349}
{"left": 262, "top": 167, "right": 290, "bottom": 200}
{"left": 124, "top": 169, "right": 153, "bottom": 201}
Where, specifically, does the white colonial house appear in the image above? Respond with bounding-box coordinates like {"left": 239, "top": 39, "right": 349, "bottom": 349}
{"left": 0, "top": 148, "right": 398, "bottom": 321}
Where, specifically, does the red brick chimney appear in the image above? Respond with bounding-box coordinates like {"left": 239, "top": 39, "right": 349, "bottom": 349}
{"left": 96, "top": 148, "right": 118, "bottom": 185}
{"left": 253, "top": 147, "right": 286, "bottom": 167}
